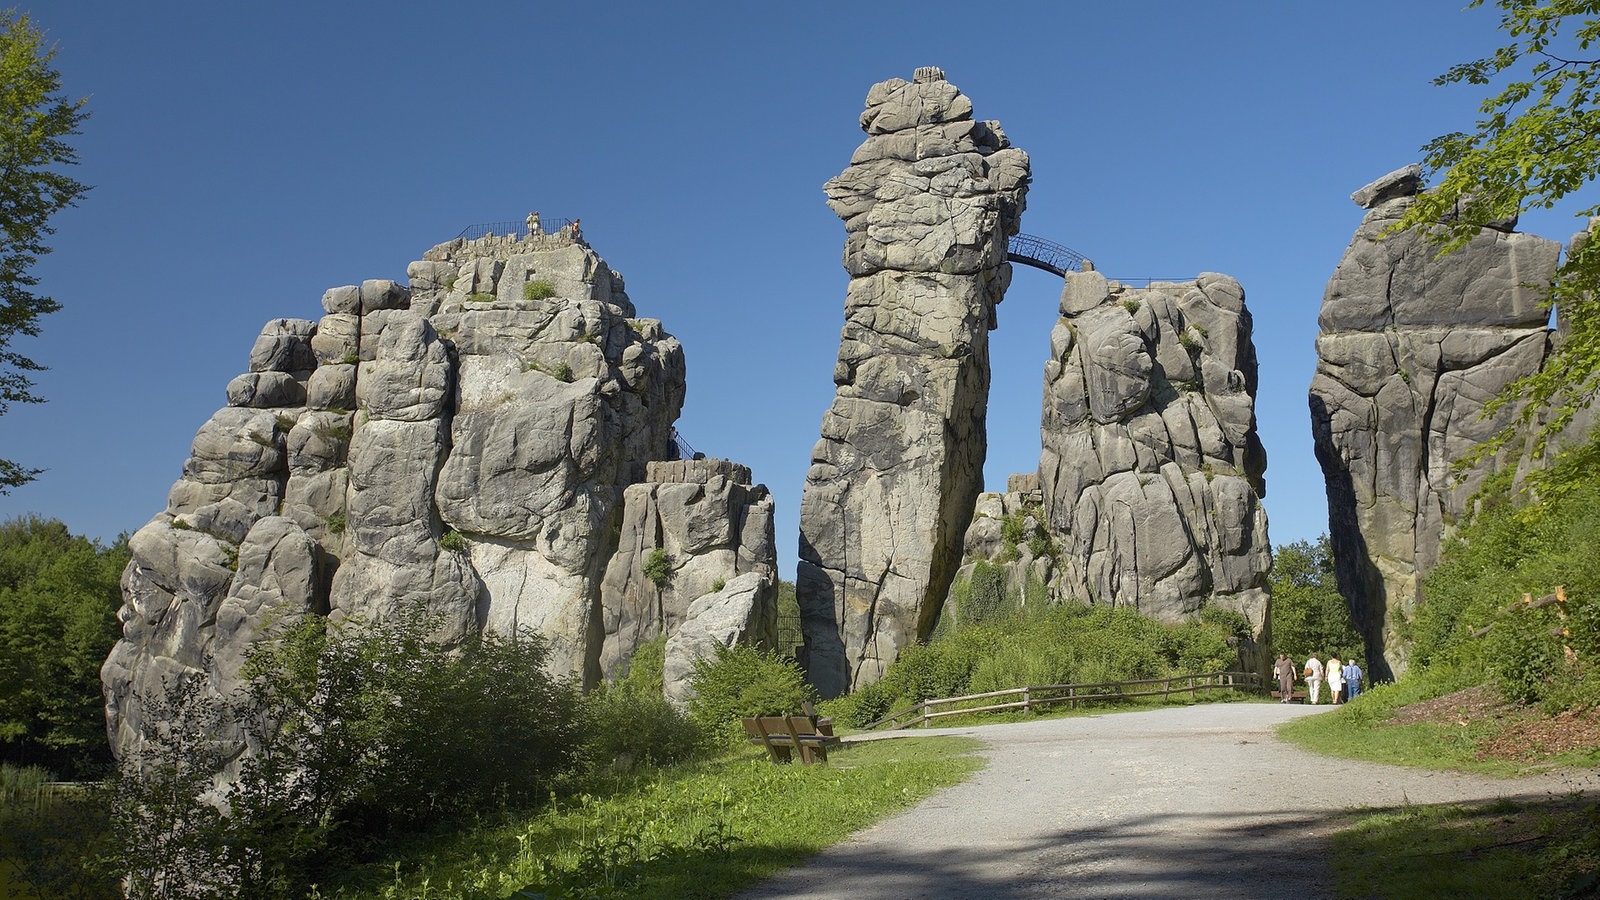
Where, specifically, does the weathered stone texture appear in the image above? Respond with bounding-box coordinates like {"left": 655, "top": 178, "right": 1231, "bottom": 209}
{"left": 102, "top": 230, "right": 715, "bottom": 762}
{"left": 798, "top": 67, "right": 1029, "bottom": 697}
{"left": 598, "top": 458, "right": 777, "bottom": 681}
{"left": 1310, "top": 166, "right": 1562, "bottom": 680}
{"left": 1036, "top": 272, "right": 1271, "bottom": 642}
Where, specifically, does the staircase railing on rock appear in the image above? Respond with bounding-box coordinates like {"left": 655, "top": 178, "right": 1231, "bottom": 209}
{"left": 861, "top": 670, "right": 1269, "bottom": 731}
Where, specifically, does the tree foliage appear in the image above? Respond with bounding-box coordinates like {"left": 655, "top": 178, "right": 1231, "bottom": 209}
{"left": 0, "top": 515, "right": 126, "bottom": 778}
{"left": 109, "top": 611, "right": 587, "bottom": 898}
{"left": 1396, "top": 0, "right": 1600, "bottom": 461}
{"left": 1412, "top": 428, "right": 1600, "bottom": 706}
{"left": 0, "top": 11, "right": 89, "bottom": 491}
{"left": 1267, "top": 537, "right": 1362, "bottom": 662}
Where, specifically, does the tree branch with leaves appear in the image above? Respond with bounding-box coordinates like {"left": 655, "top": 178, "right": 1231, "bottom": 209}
{"left": 0, "top": 10, "right": 89, "bottom": 492}
{"left": 1396, "top": 0, "right": 1600, "bottom": 463}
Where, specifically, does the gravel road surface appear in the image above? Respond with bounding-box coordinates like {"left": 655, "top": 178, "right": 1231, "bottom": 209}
{"left": 737, "top": 703, "right": 1596, "bottom": 899}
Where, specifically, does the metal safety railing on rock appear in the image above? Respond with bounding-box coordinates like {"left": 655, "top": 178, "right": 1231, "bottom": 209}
{"left": 454, "top": 217, "right": 575, "bottom": 242}
{"left": 861, "top": 670, "right": 1269, "bottom": 731}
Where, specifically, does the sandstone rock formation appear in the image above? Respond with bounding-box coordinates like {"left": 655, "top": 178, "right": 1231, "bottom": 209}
{"left": 599, "top": 458, "right": 777, "bottom": 681}
{"left": 1310, "top": 165, "right": 1562, "bottom": 679}
{"left": 797, "top": 66, "right": 1030, "bottom": 697}
{"left": 662, "top": 572, "right": 776, "bottom": 707}
{"left": 1026, "top": 270, "right": 1270, "bottom": 640}
{"left": 101, "top": 227, "right": 777, "bottom": 762}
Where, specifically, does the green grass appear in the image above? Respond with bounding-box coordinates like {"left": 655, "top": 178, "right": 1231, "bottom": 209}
{"left": 1333, "top": 797, "right": 1600, "bottom": 899}
{"left": 1276, "top": 674, "right": 1600, "bottom": 776}
{"left": 315, "top": 736, "right": 982, "bottom": 899}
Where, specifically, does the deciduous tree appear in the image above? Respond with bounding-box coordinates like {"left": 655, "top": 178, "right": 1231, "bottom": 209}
{"left": 1269, "top": 537, "right": 1361, "bottom": 662}
{"left": 1397, "top": 0, "right": 1600, "bottom": 460}
{"left": 0, "top": 11, "right": 89, "bottom": 492}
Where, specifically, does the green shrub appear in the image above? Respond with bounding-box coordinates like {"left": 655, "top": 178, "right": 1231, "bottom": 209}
{"left": 340, "top": 352, "right": 360, "bottom": 365}
{"left": 553, "top": 361, "right": 574, "bottom": 383}
{"left": 580, "top": 685, "right": 705, "bottom": 771}
{"left": 1411, "top": 427, "right": 1600, "bottom": 708}
{"left": 109, "top": 612, "right": 584, "bottom": 897}
{"left": 1121, "top": 298, "right": 1141, "bottom": 314}
{"left": 711, "top": 576, "right": 727, "bottom": 593}
{"left": 686, "top": 644, "right": 816, "bottom": 744}
{"left": 643, "top": 548, "right": 671, "bottom": 590}
{"left": 467, "top": 291, "right": 496, "bottom": 303}
{"left": 620, "top": 634, "right": 667, "bottom": 696}
{"left": 440, "top": 529, "right": 466, "bottom": 552}
{"left": 325, "top": 510, "right": 346, "bottom": 535}
{"left": 523, "top": 279, "right": 557, "bottom": 301}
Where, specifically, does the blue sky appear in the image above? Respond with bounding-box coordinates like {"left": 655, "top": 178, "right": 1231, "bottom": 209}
{"left": 1, "top": 1, "right": 1580, "bottom": 577}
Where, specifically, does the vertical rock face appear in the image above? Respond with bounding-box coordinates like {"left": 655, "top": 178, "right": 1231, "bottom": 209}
{"left": 1310, "top": 165, "right": 1562, "bottom": 680}
{"left": 797, "top": 67, "right": 1030, "bottom": 697}
{"left": 598, "top": 458, "right": 777, "bottom": 680}
{"left": 1036, "top": 271, "right": 1271, "bottom": 639}
{"left": 102, "top": 229, "right": 705, "bottom": 759}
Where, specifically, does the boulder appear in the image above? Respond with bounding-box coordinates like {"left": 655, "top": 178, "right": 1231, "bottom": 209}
{"left": 662, "top": 573, "right": 777, "bottom": 707}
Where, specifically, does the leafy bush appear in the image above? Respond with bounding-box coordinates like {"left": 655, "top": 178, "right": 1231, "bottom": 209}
{"left": 553, "top": 361, "right": 574, "bottom": 383}
{"left": 440, "top": 528, "right": 466, "bottom": 552}
{"left": 108, "top": 612, "right": 584, "bottom": 897}
{"left": 686, "top": 644, "right": 816, "bottom": 744}
{"left": 1410, "top": 427, "right": 1600, "bottom": 708}
{"left": 466, "top": 291, "right": 496, "bottom": 303}
{"left": 642, "top": 548, "right": 671, "bottom": 590}
{"left": 833, "top": 601, "right": 1257, "bottom": 728}
{"left": 581, "top": 685, "right": 705, "bottom": 771}
{"left": 523, "top": 279, "right": 557, "bottom": 301}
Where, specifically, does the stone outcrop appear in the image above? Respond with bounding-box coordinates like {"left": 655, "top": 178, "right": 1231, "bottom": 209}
{"left": 1026, "top": 271, "right": 1270, "bottom": 640}
{"left": 662, "top": 572, "right": 776, "bottom": 707}
{"left": 797, "top": 66, "right": 1030, "bottom": 697}
{"left": 1310, "top": 165, "right": 1562, "bottom": 680}
{"left": 599, "top": 458, "right": 777, "bottom": 680}
{"left": 102, "top": 228, "right": 762, "bottom": 761}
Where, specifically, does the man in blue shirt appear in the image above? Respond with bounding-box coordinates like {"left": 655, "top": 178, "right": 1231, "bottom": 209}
{"left": 1343, "top": 658, "right": 1363, "bottom": 701}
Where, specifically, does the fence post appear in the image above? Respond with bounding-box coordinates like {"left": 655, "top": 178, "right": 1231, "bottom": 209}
{"left": 922, "top": 700, "right": 930, "bottom": 728}
{"left": 1023, "top": 686, "right": 1031, "bottom": 713}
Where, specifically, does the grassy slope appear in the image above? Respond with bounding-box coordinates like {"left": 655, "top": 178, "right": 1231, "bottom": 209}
{"left": 323, "top": 736, "right": 983, "bottom": 899}
{"left": 1277, "top": 682, "right": 1600, "bottom": 898}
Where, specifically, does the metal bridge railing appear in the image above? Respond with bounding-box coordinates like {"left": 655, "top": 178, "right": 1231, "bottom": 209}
{"left": 1007, "top": 233, "right": 1089, "bottom": 277}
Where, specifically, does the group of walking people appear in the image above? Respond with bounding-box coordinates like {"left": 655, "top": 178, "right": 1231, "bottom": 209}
{"left": 1273, "top": 652, "right": 1362, "bottom": 704}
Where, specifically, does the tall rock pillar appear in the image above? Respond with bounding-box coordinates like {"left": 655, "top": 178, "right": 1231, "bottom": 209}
{"left": 1310, "top": 165, "right": 1560, "bottom": 680}
{"left": 797, "top": 67, "right": 1029, "bottom": 697}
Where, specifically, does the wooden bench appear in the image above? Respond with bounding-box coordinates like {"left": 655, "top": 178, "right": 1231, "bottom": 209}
{"left": 742, "top": 715, "right": 841, "bottom": 766}
{"left": 1271, "top": 689, "right": 1308, "bottom": 703}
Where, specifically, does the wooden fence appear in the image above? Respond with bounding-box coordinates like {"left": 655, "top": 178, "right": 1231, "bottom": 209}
{"left": 861, "top": 670, "right": 1268, "bottom": 731}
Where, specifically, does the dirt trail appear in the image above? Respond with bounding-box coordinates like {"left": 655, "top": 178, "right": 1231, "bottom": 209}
{"left": 737, "top": 703, "right": 1595, "bottom": 899}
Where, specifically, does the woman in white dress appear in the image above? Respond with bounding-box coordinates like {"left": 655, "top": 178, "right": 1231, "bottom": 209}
{"left": 1326, "top": 655, "right": 1345, "bottom": 704}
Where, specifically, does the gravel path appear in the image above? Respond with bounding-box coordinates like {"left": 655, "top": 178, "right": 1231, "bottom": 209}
{"left": 737, "top": 703, "right": 1597, "bottom": 899}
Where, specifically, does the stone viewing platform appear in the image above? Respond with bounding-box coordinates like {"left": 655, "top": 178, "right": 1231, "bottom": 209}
{"left": 645, "top": 458, "right": 752, "bottom": 486}
{"left": 423, "top": 214, "right": 587, "bottom": 264}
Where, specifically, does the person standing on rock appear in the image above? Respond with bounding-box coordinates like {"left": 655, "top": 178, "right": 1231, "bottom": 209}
{"left": 1303, "top": 653, "right": 1325, "bottom": 705}
{"left": 1274, "top": 653, "right": 1297, "bottom": 702}
{"left": 1326, "top": 655, "right": 1344, "bottom": 704}
{"left": 1344, "top": 658, "right": 1363, "bottom": 701}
